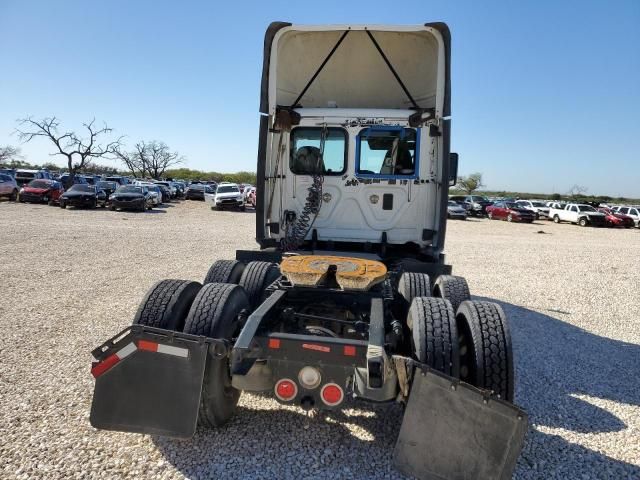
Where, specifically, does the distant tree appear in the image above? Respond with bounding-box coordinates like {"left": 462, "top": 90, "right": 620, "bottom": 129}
{"left": 142, "top": 141, "right": 183, "bottom": 179}
{"left": 567, "top": 184, "right": 588, "bottom": 200}
{"left": 114, "top": 141, "right": 183, "bottom": 179}
{"left": 0, "top": 145, "right": 22, "bottom": 165}
{"left": 113, "top": 146, "right": 145, "bottom": 177}
{"left": 457, "top": 172, "right": 484, "bottom": 194}
{"left": 15, "top": 117, "right": 122, "bottom": 187}
{"left": 551, "top": 193, "right": 562, "bottom": 201}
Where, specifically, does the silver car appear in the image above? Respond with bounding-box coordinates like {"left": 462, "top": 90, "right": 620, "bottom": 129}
{"left": 0, "top": 173, "right": 19, "bottom": 201}
{"left": 447, "top": 200, "right": 467, "bottom": 220}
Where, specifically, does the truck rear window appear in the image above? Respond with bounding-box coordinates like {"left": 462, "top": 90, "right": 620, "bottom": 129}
{"left": 356, "top": 127, "right": 417, "bottom": 178}
{"left": 290, "top": 127, "right": 346, "bottom": 175}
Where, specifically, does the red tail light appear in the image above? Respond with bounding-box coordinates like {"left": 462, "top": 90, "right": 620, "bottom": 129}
{"left": 275, "top": 379, "right": 298, "bottom": 401}
{"left": 320, "top": 383, "right": 344, "bottom": 406}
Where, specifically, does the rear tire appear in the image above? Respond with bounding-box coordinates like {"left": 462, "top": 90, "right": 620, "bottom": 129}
{"left": 183, "top": 283, "right": 250, "bottom": 428}
{"left": 204, "top": 259, "right": 245, "bottom": 284}
{"left": 579, "top": 217, "right": 588, "bottom": 227}
{"left": 397, "top": 272, "right": 431, "bottom": 307}
{"left": 553, "top": 215, "right": 560, "bottom": 223}
{"left": 407, "top": 297, "right": 459, "bottom": 377}
{"left": 433, "top": 275, "right": 470, "bottom": 313}
{"left": 455, "top": 300, "right": 514, "bottom": 401}
{"left": 133, "top": 279, "right": 202, "bottom": 331}
{"left": 10, "top": 189, "right": 18, "bottom": 201}
{"left": 238, "top": 261, "right": 280, "bottom": 309}
{"left": 487, "top": 211, "right": 493, "bottom": 220}
{"left": 60, "top": 201, "right": 66, "bottom": 209}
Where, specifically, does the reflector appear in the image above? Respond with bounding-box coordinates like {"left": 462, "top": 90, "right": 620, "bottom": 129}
{"left": 275, "top": 379, "right": 298, "bottom": 401}
{"left": 320, "top": 383, "right": 344, "bottom": 406}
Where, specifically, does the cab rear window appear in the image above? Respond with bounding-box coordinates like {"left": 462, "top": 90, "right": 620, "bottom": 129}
{"left": 356, "top": 127, "right": 418, "bottom": 178}
{"left": 290, "top": 127, "right": 347, "bottom": 175}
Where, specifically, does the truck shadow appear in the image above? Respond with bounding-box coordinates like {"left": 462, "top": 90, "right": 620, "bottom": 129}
{"left": 478, "top": 297, "right": 640, "bottom": 433}
{"left": 153, "top": 300, "right": 640, "bottom": 479}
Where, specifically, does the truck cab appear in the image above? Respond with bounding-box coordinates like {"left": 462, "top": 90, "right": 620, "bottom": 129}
{"left": 256, "top": 23, "right": 457, "bottom": 273}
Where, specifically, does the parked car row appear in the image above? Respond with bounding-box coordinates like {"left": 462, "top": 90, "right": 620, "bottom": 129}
{"left": 2, "top": 178, "right": 181, "bottom": 212}
{"left": 446, "top": 195, "right": 640, "bottom": 229}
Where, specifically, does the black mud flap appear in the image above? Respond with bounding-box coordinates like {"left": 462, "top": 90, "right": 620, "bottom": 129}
{"left": 393, "top": 362, "right": 527, "bottom": 480}
{"left": 90, "top": 326, "right": 224, "bottom": 439}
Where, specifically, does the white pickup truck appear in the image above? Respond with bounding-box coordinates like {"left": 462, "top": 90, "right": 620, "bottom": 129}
{"left": 549, "top": 203, "right": 607, "bottom": 227}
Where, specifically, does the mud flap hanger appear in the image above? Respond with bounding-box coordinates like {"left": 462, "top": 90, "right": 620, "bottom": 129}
{"left": 392, "top": 357, "right": 528, "bottom": 480}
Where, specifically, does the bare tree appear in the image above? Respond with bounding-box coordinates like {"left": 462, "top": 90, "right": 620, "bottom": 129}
{"left": 15, "top": 117, "right": 122, "bottom": 187}
{"left": 113, "top": 146, "right": 145, "bottom": 177}
{"left": 141, "top": 140, "right": 183, "bottom": 179}
{"left": 457, "top": 172, "right": 484, "bottom": 194}
{"left": 567, "top": 184, "right": 588, "bottom": 200}
{"left": 0, "top": 145, "right": 22, "bottom": 165}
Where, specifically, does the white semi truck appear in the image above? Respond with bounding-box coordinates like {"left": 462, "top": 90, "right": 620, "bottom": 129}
{"left": 89, "top": 22, "right": 527, "bottom": 480}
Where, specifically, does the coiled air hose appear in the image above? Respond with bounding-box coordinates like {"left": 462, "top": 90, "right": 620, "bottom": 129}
{"left": 280, "top": 127, "right": 327, "bottom": 251}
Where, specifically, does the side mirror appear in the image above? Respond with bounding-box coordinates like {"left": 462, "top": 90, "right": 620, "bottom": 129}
{"left": 449, "top": 153, "right": 459, "bottom": 186}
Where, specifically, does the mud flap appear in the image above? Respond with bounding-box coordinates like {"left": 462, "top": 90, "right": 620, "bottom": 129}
{"left": 393, "top": 362, "right": 527, "bottom": 480}
{"left": 90, "top": 326, "right": 217, "bottom": 438}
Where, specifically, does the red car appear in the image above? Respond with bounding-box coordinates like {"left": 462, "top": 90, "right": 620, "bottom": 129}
{"left": 18, "top": 179, "right": 64, "bottom": 205}
{"left": 598, "top": 207, "right": 634, "bottom": 228}
{"left": 486, "top": 201, "right": 536, "bottom": 223}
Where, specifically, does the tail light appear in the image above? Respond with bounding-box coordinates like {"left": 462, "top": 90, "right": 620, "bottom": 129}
{"left": 320, "top": 383, "right": 344, "bottom": 407}
{"left": 274, "top": 379, "right": 297, "bottom": 401}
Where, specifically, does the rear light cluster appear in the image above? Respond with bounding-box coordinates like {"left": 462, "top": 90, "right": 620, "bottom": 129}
{"left": 274, "top": 367, "right": 344, "bottom": 407}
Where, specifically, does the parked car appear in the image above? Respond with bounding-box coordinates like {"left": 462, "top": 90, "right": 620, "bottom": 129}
{"left": 185, "top": 183, "right": 214, "bottom": 200}
{"left": 447, "top": 200, "right": 467, "bottom": 220}
{"left": 549, "top": 203, "right": 607, "bottom": 227}
{"left": 208, "top": 182, "right": 245, "bottom": 211}
{"left": 105, "top": 175, "right": 130, "bottom": 186}
{"left": 15, "top": 169, "right": 49, "bottom": 187}
{"left": 96, "top": 181, "right": 118, "bottom": 199}
{"left": 59, "top": 174, "right": 88, "bottom": 188}
{"left": 134, "top": 182, "right": 162, "bottom": 205}
{"left": 154, "top": 181, "right": 177, "bottom": 198}
{"left": 0, "top": 173, "right": 19, "bottom": 201}
{"left": 515, "top": 200, "right": 550, "bottom": 219}
{"left": 109, "top": 185, "right": 154, "bottom": 212}
{"left": 18, "top": 179, "right": 64, "bottom": 205}
{"left": 486, "top": 201, "right": 535, "bottom": 223}
{"left": 597, "top": 207, "right": 634, "bottom": 228}
{"left": 243, "top": 185, "right": 255, "bottom": 201}
{"left": 59, "top": 184, "right": 108, "bottom": 209}
{"left": 155, "top": 184, "right": 172, "bottom": 203}
{"left": 449, "top": 195, "right": 493, "bottom": 216}
{"left": 247, "top": 187, "right": 257, "bottom": 208}
{"left": 612, "top": 206, "right": 640, "bottom": 227}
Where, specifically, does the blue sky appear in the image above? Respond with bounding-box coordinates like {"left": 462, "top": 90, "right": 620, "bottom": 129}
{"left": 1, "top": 0, "right": 638, "bottom": 196}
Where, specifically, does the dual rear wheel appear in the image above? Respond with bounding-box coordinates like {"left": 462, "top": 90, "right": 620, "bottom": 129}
{"left": 132, "top": 260, "right": 280, "bottom": 428}
{"left": 403, "top": 272, "right": 514, "bottom": 402}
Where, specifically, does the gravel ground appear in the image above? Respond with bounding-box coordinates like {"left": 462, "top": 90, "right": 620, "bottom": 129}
{"left": 0, "top": 200, "right": 638, "bottom": 480}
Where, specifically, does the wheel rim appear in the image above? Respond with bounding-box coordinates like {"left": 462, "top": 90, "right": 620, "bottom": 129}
{"left": 507, "top": 214, "right": 513, "bottom": 222}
